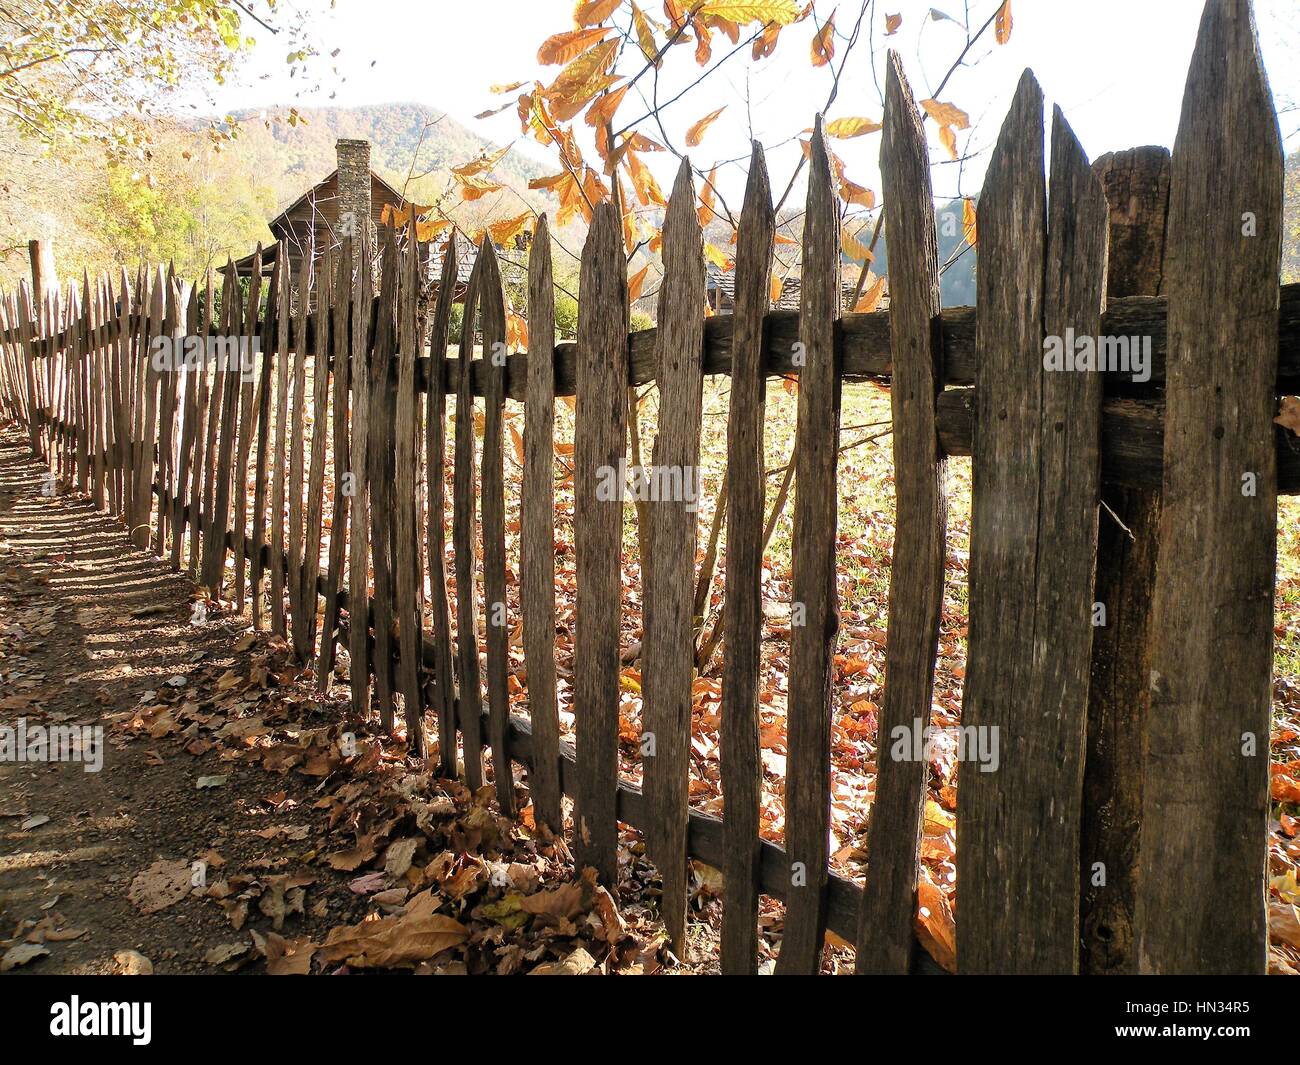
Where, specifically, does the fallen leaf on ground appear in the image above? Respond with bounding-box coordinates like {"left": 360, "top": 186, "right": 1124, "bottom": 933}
{"left": 127, "top": 859, "right": 192, "bottom": 914}
{"left": 1, "top": 943, "right": 50, "bottom": 971}
{"left": 112, "top": 949, "right": 153, "bottom": 975}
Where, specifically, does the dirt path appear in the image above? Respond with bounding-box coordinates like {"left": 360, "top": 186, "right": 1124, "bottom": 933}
{"left": 0, "top": 427, "right": 675, "bottom": 975}
{"left": 0, "top": 428, "right": 315, "bottom": 972}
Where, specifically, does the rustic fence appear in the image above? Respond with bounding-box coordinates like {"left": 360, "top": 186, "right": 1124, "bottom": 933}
{"left": 0, "top": 0, "right": 1295, "bottom": 975}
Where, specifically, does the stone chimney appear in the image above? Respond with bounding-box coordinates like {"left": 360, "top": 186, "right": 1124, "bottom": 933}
{"left": 335, "top": 138, "right": 373, "bottom": 247}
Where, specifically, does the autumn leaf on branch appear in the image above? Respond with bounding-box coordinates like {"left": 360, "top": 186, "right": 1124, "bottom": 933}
{"left": 841, "top": 227, "right": 873, "bottom": 264}
{"left": 885, "top": 12, "right": 902, "bottom": 35}
{"left": 853, "top": 273, "right": 885, "bottom": 312}
{"left": 686, "top": 106, "right": 727, "bottom": 146}
{"left": 810, "top": 11, "right": 835, "bottom": 67}
{"left": 696, "top": 1, "right": 802, "bottom": 23}
{"left": 825, "top": 115, "right": 882, "bottom": 138}
{"left": 575, "top": 0, "right": 623, "bottom": 26}
{"left": 962, "top": 196, "right": 978, "bottom": 247}
{"left": 995, "top": 0, "right": 1013, "bottom": 45}
{"left": 537, "top": 27, "right": 611, "bottom": 65}
{"left": 921, "top": 98, "right": 970, "bottom": 161}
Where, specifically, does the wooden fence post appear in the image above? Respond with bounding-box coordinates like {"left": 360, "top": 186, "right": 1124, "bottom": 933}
{"left": 643, "top": 158, "right": 707, "bottom": 956}
{"left": 480, "top": 240, "right": 512, "bottom": 803}
{"left": 1136, "top": 0, "right": 1281, "bottom": 973}
{"left": 426, "top": 240, "right": 459, "bottom": 778}
{"left": 719, "top": 143, "right": 774, "bottom": 974}
{"left": 854, "top": 52, "right": 947, "bottom": 975}
{"left": 1079, "top": 145, "right": 1169, "bottom": 974}
{"left": 521, "top": 219, "right": 561, "bottom": 830}
{"left": 776, "top": 118, "right": 840, "bottom": 975}
{"left": 572, "top": 202, "right": 628, "bottom": 887}
{"left": 957, "top": 72, "right": 1108, "bottom": 973}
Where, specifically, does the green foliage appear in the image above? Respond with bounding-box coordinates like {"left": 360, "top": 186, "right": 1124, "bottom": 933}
{"left": 0, "top": 1, "right": 308, "bottom": 154}
{"left": 630, "top": 309, "right": 653, "bottom": 332}
{"left": 554, "top": 289, "right": 579, "bottom": 340}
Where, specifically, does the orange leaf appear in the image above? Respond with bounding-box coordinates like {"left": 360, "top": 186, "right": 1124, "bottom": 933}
{"left": 415, "top": 218, "right": 451, "bottom": 243}
{"left": 810, "top": 13, "right": 834, "bottom": 67}
{"left": 698, "top": 166, "right": 718, "bottom": 225}
{"left": 452, "top": 144, "right": 511, "bottom": 178}
{"left": 686, "top": 106, "right": 727, "bottom": 147}
{"left": 962, "top": 196, "right": 977, "bottom": 247}
{"left": 839, "top": 176, "right": 875, "bottom": 208}
{"left": 752, "top": 22, "right": 781, "bottom": 58}
{"left": 631, "top": 1, "right": 659, "bottom": 63}
{"left": 489, "top": 211, "right": 533, "bottom": 246}
{"left": 884, "top": 12, "right": 901, "bottom": 35}
{"left": 585, "top": 83, "right": 631, "bottom": 128}
{"left": 528, "top": 172, "right": 571, "bottom": 190}
{"left": 456, "top": 175, "right": 505, "bottom": 201}
{"left": 574, "top": 0, "right": 622, "bottom": 26}
{"left": 628, "top": 264, "right": 650, "bottom": 302}
{"left": 624, "top": 150, "right": 666, "bottom": 207}
{"left": 841, "top": 228, "right": 873, "bottom": 263}
{"left": 825, "top": 115, "right": 882, "bottom": 139}
{"left": 937, "top": 124, "right": 958, "bottom": 161}
{"left": 995, "top": 0, "right": 1013, "bottom": 45}
{"left": 694, "top": 23, "right": 713, "bottom": 64}
{"left": 537, "top": 27, "right": 610, "bottom": 65}
{"left": 915, "top": 868, "right": 956, "bottom": 973}
{"left": 920, "top": 99, "right": 970, "bottom": 129}
{"left": 769, "top": 272, "right": 782, "bottom": 304}
{"left": 853, "top": 273, "right": 885, "bottom": 313}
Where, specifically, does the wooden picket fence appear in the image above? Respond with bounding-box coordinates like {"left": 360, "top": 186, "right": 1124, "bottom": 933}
{"left": 0, "top": 0, "right": 1295, "bottom": 975}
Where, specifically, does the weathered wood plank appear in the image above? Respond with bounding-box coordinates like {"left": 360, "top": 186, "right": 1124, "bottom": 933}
{"left": 453, "top": 252, "right": 486, "bottom": 788}
{"left": 369, "top": 231, "right": 399, "bottom": 730}
{"left": 189, "top": 272, "right": 215, "bottom": 578}
{"left": 287, "top": 251, "right": 310, "bottom": 650}
{"left": 90, "top": 276, "right": 108, "bottom": 511}
{"left": 153, "top": 271, "right": 179, "bottom": 554}
{"left": 572, "top": 202, "right": 628, "bottom": 886}
{"left": 348, "top": 233, "right": 374, "bottom": 719}
{"left": 642, "top": 159, "right": 706, "bottom": 955}
{"left": 170, "top": 283, "right": 199, "bottom": 569}
{"left": 130, "top": 269, "right": 164, "bottom": 550}
{"left": 1080, "top": 145, "right": 1170, "bottom": 974}
{"left": 479, "top": 240, "right": 514, "bottom": 810}
{"left": 394, "top": 221, "right": 427, "bottom": 754}
{"left": 302, "top": 247, "right": 334, "bottom": 662}
{"left": 318, "top": 241, "right": 352, "bottom": 681}
{"left": 250, "top": 255, "right": 280, "bottom": 619}
{"left": 426, "top": 240, "right": 459, "bottom": 777}
{"left": 522, "top": 218, "right": 561, "bottom": 833}
{"left": 1137, "top": 0, "right": 1281, "bottom": 974}
{"left": 775, "top": 119, "right": 841, "bottom": 975}
{"left": 719, "top": 143, "right": 774, "bottom": 975}
{"left": 855, "top": 54, "right": 948, "bottom": 975}
{"left": 203, "top": 265, "right": 242, "bottom": 594}
{"left": 957, "top": 71, "right": 1107, "bottom": 974}
{"left": 231, "top": 249, "right": 264, "bottom": 608}
{"left": 269, "top": 259, "right": 291, "bottom": 631}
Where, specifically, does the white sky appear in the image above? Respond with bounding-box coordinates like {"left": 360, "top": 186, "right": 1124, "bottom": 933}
{"left": 206, "top": 0, "right": 1300, "bottom": 207}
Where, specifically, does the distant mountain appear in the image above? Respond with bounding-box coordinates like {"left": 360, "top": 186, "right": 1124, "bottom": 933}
{"left": 219, "top": 103, "right": 548, "bottom": 210}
